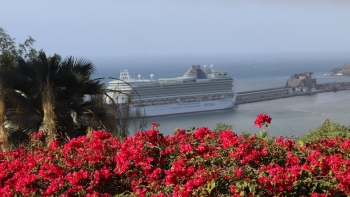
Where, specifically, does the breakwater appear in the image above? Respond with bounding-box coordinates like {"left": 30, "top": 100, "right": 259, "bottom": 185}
{"left": 236, "top": 81, "right": 350, "bottom": 105}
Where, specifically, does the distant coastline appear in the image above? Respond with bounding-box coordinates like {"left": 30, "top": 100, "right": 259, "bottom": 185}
{"left": 326, "top": 63, "right": 350, "bottom": 76}
{"left": 324, "top": 73, "right": 344, "bottom": 76}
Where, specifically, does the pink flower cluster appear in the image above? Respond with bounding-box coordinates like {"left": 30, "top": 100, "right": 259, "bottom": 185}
{"left": 254, "top": 113, "right": 272, "bottom": 128}
{"left": 151, "top": 121, "right": 161, "bottom": 130}
{"left": 0, "top": 118, "right": 350, "bottom": 196}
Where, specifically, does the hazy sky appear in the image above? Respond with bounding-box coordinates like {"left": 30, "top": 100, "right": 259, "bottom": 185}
{"left": 1, "top": 0, "right": 350, "bottom": 60}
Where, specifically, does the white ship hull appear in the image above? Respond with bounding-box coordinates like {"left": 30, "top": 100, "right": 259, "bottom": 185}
{"left": 106, "top": 65, "right": 236, "bottom": 118}
{"left": 130, "top": 98, "right": 235, "bottom": 117}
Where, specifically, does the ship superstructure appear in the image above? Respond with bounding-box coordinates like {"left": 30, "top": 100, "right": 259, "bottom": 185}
{"left": 106, "top": 65, "right": 236, "bottom": 117}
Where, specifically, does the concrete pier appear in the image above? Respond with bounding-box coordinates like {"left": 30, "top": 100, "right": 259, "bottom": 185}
{"left": 236, "top": 82, "right": 350, "bottom": 105}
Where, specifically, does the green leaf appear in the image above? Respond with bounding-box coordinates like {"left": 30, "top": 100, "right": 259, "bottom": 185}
{"left": 240, "top": 191, "right": 245, "bottom": 197}
{"left": 244, "top": 181, "right": 249, "bottom": 187}
{"left": 296, "top": 140, "right": 304, "bottom": 146}
{"left": 236, "top": 182, "right": 241, "bottom": 188}
{"left": 204, "top": 180, "right": 216, "bottom": 194}
{"left": 249, "top": 184, "right": 256, "bottom": 193}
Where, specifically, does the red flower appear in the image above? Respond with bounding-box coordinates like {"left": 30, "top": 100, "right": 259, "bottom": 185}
{"left": 254, "top": 113, "right": 272, "bottom": 128}
{"left": 311, "top": 193, "right": 328, "bottom": 197}
{"left": 230, "top": 185, "right": 236, "bottom": 194}
{"left": 235, "top": 167, "right": 243, "bottom": 178}
{"left": 151, "top": 122, "right": 160, "bottom": 130}
{"left": 180, "top": 144, "right": 192, "bottom": 154}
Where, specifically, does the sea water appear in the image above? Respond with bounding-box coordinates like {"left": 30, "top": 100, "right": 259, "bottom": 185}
{"left": 92, "top": 56, "right": 350, "bottom": 137}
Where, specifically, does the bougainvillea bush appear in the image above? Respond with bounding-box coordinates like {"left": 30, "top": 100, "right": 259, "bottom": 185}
{"left": 1, "top": 115, "right": 350, "bottom": 196}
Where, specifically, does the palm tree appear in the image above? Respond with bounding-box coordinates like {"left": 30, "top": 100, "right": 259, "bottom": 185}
{"left": 0, "top": 86, "right": 9, "bottom": 151}
{"left": 0, "top": 52, "right": 120, "bottom": 147}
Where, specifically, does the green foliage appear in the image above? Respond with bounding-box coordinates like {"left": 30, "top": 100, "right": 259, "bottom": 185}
{"left": 0, "top": 52, "right": 123, "bottom": 146}
{"left": 297, "top": 119, "right": 350, "bottom": 143}
{"left": 4, "top": 121, "right": 350, "bottom": 196}
{"left": 213, "top": 122, "right": 233, "bottom": 134}
{"left": 0, "top": 27, "right": 38, "bottom": 70}
{"left": 0, "top": 28, "right": 144, "bottom": 149}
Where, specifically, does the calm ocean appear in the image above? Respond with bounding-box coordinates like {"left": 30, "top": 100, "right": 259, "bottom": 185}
{"left": 92, "top": 56, "right": 350, "bottom": 137}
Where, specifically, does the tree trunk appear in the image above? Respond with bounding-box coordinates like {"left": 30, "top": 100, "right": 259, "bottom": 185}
{"left": 0, "top": 87, "right": 9, "bottom": 151}
{"left": 86, "top": 125, "right": 94, "bottom": 138}
{"left": 41, "top": 82, "right": 56, "bottom": 147}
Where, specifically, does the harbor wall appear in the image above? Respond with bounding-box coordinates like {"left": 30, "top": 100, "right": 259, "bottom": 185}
{"left": 236, "top": 82, "right": 350, "bottom": 105}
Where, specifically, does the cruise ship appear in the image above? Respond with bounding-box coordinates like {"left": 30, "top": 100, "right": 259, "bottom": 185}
{"left": 105, "top": 65, "right": 236, "bottom": 117}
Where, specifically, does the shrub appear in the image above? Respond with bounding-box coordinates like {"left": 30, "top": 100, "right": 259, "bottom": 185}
{"left": 213, "top": 122, "right": 233, "bottom": 134}
{"left": 1, "top": 115, "right": 350, "bottom": 196}
{"left": 298, "top": 119, "right": 350, "bottom": 143}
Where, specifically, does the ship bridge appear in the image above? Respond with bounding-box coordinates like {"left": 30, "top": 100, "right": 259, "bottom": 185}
{"left": 183, "top": 65, "right": 208, "bottom": 79}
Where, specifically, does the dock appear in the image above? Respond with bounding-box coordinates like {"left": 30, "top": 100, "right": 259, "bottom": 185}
{"left": 236, "top": 87, "right": 294, "bottom": 104}
{"left": 236, "top": 73, "right": 350, "bottom": 105}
